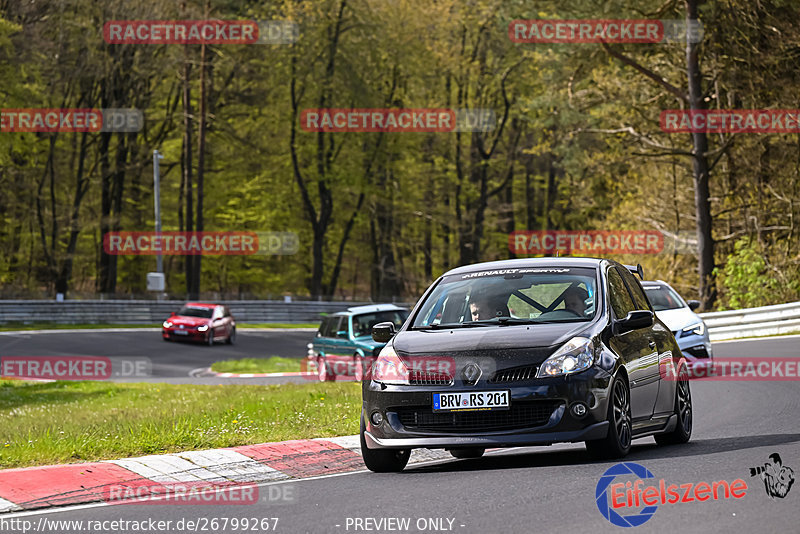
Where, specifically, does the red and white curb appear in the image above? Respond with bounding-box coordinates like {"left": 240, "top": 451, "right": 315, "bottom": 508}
{"left": 0, "top": 437, "right": 452, "bottom": 513}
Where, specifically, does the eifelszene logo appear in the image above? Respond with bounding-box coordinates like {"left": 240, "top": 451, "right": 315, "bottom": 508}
{"left": 749, "top": 453, "right": 795, "bottom": 499}
{"left": 595, "top": 462, "right": 748, "bottom": 528}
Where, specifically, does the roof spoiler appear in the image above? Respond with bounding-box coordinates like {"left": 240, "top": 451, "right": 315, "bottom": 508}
{"left": 625, "top": 264, "right": 645, "bottom": 279}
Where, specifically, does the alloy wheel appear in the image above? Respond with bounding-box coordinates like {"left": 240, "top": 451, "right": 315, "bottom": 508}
{"left": 677, "top": 376, "right": 692, "bottom": 434}
{"left": 613, "top": 380, "right": 632, "bottom": 449}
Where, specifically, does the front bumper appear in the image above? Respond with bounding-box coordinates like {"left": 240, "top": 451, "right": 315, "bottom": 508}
{"left": 163, "top": 328, "right": 207, "bottom": 341}
{"left": 362, "top": 366, "right": 613, "bottom": 450}
{"left": 363, "top": 421, "right": 609, "bottom": 449}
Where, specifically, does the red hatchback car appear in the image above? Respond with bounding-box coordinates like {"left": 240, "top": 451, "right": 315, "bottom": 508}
{"left": 162, "top": 303, "right": 236, "bottom": 345}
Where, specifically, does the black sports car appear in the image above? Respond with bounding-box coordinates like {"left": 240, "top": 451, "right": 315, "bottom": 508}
{"left": 360, "top": 257, "right": 692, "bottom": 472}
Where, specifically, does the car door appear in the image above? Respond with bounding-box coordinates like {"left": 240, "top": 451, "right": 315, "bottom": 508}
{"left": 224, "top": 306, "right": 235, "bottom": 336}
{"left": 314, "top": 317, "right": 333, "bottom": 358}
{"left": 606, "top": 266, "right": 659, "bottom": 421}
{"left": 211, "top": 306, "right": 225, "bottom": 340}
{"left": 624, "top": 278, "right": 680, "bottom": 418}
{"left": 326, "top": 316, "right": 352, "bottom": 374}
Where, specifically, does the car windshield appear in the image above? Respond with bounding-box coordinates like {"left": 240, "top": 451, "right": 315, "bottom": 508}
{"left": 411, "top": 267, "right": 598, "bottom": 328}
{"left": 177, "top": 306, "right": 213, "bottom": 318}
{"left": 643, "top": 285, "right": 686, "bottom": 311}
{"left": 353, "top": 310, "right": 408, "bottom": 337}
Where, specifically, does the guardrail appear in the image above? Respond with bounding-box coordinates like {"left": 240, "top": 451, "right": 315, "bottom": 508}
{"left": 0, "top": 300, "right": 413, "bottom": 325}
{"left": 700, "top": 301, "right": 800, "bottom": 341}
{"left": 2, "top": 299, "right": 799, "bottom": 341}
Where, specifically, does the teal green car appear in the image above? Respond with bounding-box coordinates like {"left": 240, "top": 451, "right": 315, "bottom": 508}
{"left": 309, "top": 304, "right": 409, "bottom": 381}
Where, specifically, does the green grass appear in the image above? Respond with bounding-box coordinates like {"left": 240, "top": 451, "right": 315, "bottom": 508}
{"left": 211, "top": 357, "right": 304, "bottom": 374}
{"left": 0, "top": 380, "right": 359, "bottom": 469}
{"left": 0, "top": 322, "right": 317, "bottom": 332}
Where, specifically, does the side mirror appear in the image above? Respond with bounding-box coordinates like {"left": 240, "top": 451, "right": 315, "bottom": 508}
{"left": 372, "top": 321, "right": 396, "bottom": 343}
{"left": 615, "top": 310, "right": 654, "bottom": 334}
{"left": 170, "top": 312, "right": 176, "bottom": 317}
{"left": 687, "top": 300, "right": 701, "bottom": 311}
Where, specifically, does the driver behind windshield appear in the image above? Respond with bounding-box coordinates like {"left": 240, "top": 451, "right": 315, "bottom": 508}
{"left": 562, "top": 286, "right": 589, "bottom": 316}
{"left": 469, "top": 290, "right": 509, "bottom": 321}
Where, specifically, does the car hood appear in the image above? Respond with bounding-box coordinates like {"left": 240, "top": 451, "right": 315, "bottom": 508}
{"left": 654, "top": 308, "right": 703, "bottom": 332}
{"left": 394, "top": 322, "right": 591, "bottom": 354}
{"left": 354, "top": 335, "right": 384, "bottom": 351}
{"left": 168, "top": 316, "right": 210, "bottom": 327}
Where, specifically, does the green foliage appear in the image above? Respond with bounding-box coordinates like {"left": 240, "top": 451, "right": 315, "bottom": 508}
{"left": 0, "top": 379, "right": 360, "bottom": 468}
{"left": 715, "top": 238, "right": 798, "bottom": 310}
{"left": 0, "top": 0, "right": 799, "bottom": 306}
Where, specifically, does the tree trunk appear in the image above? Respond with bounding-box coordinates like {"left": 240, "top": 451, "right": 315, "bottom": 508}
{"left": 194, "top": 37, "right": 209, "bottom": 299}
{"left": 686, "top": 0, "right": 716, "bottom": 309}
{"left": 182, "top": 49, "right": 195, "bottom": 299}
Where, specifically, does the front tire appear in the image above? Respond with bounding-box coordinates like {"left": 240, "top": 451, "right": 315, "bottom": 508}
{"left": 585, "top": 375, "right": 632, "bottom": 459}
{"left": 360, "top": 417, "right": 410, "bottom": 472}
{"left": 206, "top": 329, "right": 214, "bottom": 346}
{"left": 226, "top": 327, "right": 236, "bottom": 345}
{"left": 655, "top": 365, "right": 692, "bottom": 445}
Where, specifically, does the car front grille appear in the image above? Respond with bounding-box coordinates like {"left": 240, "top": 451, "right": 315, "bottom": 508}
{"left": 488, "top": 365, "right": 538, "bottom": 383}
{"left": 408, "top": 369, "right": 454, "bottom": 386}
{"left": 393, "top": 401, "right": 562, "bottom": 433}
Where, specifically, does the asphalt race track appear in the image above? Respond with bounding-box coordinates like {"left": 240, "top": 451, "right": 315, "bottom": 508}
{"left": 2, "top": 335, "right": 799, "bottom": 533}
{"left": 0, "top": 329, "right": 314, "bottom": 384}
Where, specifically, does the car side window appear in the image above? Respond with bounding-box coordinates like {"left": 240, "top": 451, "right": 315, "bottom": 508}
{"left": 336, "top": 317, "right": 349, "bottom": 338}
{"left": 318, "top": 317, "right": 332, "bottom": 337}
{"left": 212, "top": 307, "right": 222, "bottom": 319}
{"left": 607, "top": 267, "right": 635, "bottom": 319}
{"left": 618, "top": 268, "right": 652, "bottom": 311}
{"left": 323, "top": 316, "right": 343, "bottom": 338}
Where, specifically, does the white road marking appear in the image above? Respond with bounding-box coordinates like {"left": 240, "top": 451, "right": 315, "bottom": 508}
{"left": 107, "top": 455, "right": 220, "bottom": 483}
{"left": 0, "top": 496, "right": 20, "bottom": 513}
{"left": 176, "top": 449, "right": 288, "bottom": 483}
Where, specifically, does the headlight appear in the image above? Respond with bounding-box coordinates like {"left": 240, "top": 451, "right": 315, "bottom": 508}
{"left": 163, "top": 321, "right": 172, "bottom": 328}
{"left": 371, "top": 344, "right": 409, "bottom": 385}
{"left": 537, "top": 337, "right": 594, "bottom": 378}
{"left": 197, "top": 325, "right": 209, "bottom": 332}
{"left": 682, "top": 322, "right": 705, "bottom": 336}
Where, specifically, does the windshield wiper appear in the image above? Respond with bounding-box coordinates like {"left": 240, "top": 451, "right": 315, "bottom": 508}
{"left": 417, "top": 321, "right": 495, "bottom": 329}
{"left": 492, "top": 317, "right": 564, "bottom": 325}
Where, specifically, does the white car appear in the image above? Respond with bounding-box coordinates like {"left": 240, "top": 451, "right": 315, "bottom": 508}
{"left": 641, "top": 280, "right": 713, "bottom": 367}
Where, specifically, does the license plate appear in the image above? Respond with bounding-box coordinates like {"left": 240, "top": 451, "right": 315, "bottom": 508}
{"left": 433, "top": 391, "right": 510, "bottom": 411}
{"left": 174, "top": 330, "right": 188, "bottom": 336}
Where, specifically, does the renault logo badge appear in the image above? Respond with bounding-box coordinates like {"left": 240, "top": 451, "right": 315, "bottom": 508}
{"left": 462, "top": 363, "right": 482, "bottom": 385}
